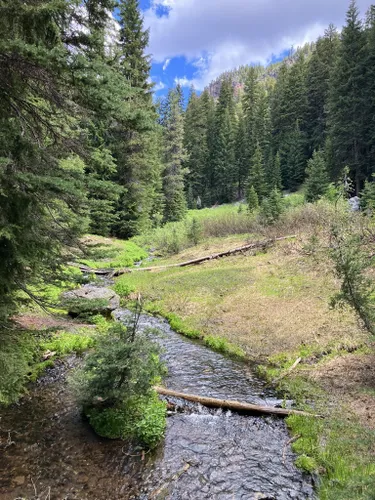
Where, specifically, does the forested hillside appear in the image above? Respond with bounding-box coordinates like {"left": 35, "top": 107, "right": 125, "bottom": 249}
{"left": 183, "top": 2, "right": 375, "bottom": 206}
{"left": 2, "top": 0, "right": 375, "bottom": 323}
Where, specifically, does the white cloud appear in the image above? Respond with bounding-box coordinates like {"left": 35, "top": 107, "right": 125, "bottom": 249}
{"left": 145, "top": 0, "right": 372, "bottom": 90}
{"left": 162, "top": 58, "right": 171, "bottom": 71}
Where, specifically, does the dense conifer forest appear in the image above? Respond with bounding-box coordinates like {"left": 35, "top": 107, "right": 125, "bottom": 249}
{"left": 2, "top": 0, "right": 375, "bottom": 322}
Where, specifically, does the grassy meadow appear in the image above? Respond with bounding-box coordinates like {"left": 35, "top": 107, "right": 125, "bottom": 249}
{"left": 109, "top": 198, "right": 375, "bottom": 499}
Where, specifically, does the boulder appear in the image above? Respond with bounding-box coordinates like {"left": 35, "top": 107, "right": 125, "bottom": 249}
{"left": 61, "top": 285, "right": 120, "bottom": 317}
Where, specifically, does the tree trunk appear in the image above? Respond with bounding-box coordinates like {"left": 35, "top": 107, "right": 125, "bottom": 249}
{"left": 154, "top": 386, "right": 321, "bottom": 418}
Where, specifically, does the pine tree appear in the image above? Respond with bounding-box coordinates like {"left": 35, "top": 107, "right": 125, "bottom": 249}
{"left": 162, "top": 88, "right": 187, "bottom": 222}
{"left": 305, "top": 150, "right": 330, "bottom": 202}
{"left": 364, "top": 6, "right": 375, "bottom": 179}
{"left": 242, "top": 67, "right": 260, "bottom": 167}
{"left": 209, "top": 79, "right": 236, "bottom": 203}
{"left": 184, "top": 87, "right": 210, "bottom": 204}
{"left": 117, "top": 0, "right": 152, "bottom": 90}
{"left": 328, "top": 0, "right": 367, "bottom": 192}
{"left": 269, "top": 152, "right": 283, "bottom": 191}
{"left": 286, "top": 121, "right": 307, "bottom": 190}
{"left": 113, "top": 0, "right": 163, "bottom": 237}
{"left": 247, "top": 186, "right": 259, "bottom": 213}
{"left": 0, "top": 0, "right": 123, "bottom": 320}
{"left": 260, "top": 189, "right": 284, "bottom": 224}
{"left": 248, "top": 144, "right": 267, "bottom": 201}
{"left": 306, "top": 25, "right": 340, "bottom": 154}
{"left": 234, "top": 108, "right": 247, "bottom": 198}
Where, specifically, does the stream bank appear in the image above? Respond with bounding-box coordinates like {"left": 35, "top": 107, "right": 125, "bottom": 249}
{"left": 0, "top": 306, "right": 314, "bottom": 500}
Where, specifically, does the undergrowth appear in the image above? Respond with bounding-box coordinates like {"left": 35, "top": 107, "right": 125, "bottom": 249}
{"left": 80, "top": 240, "right": 147, "bottom": 269}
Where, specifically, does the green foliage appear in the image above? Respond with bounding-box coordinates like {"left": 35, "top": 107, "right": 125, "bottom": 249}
{"left": 259, "top": 189, "right": 284, "bottom": 224}
{"left": 187, "top": 217, "right": 202, "bottom": 246}
{"left": 40, "top": 332, "right": 95, "bottom": 357}
{"left": 246, "top": 185, "right": 259, "bottom": 213}
{"left": 80, "top": 241, "right": 147, "bottom": 269}
{"left": 305, "top": 150, "right": 330, "bottom": 202}
{"left": 0, "top": 331, "right": 35, "bottom": 405}
{"left": 61, "top": 298, "right": 110, "bottom": 319}
{"left": 361, "top": 176, "right": 375, "bottom": 212}
{"left": 162, "top": 86, "right": 188, "bottom": 222}
{"left": 87, "top": 392, "right": 166, "bottom": 449}
{"left": 113, "top": 281, "right": 136, "bottom": 298}
{"left": 203, "top": 335, "right": 245, "bottom": 359}
{"left": 248, "top": 145, "right": 267, "bottom": 201}
{"left": 294, "top": 454, "right": 319, "bottom": 473}
{"left": 330, "top": 227, "right": 375, "bottom": 335}
{"left": 72, "top": 322, "right": 166, "bottom": 448}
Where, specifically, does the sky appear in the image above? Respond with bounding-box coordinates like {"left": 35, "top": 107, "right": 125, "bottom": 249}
{"left": 139, "top": 0, "right": 373, "bottom": 98}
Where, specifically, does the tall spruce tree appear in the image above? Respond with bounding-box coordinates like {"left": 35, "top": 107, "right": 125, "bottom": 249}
{"left": 184, "top": 87, "right": 210, "bottom": 206}
{"left": 0, "top": 0, "right": 124, "bottom": 320}
{"left": 209, "top": 79, "right": 236, "bottom": 202}
{"left": 113, "top": 0, "right": 163, "bottom": 238}
{"left": 328, "top": 0, "right": 367, "bottom": 192}
{"left": 162, "top": 88, "right": 187, "bottom": 222}
{"left": 305, "top": 150, "right": 330, "bottom": 202}
{"left": 306, "top": 25, "right": 340, "bottom": 154}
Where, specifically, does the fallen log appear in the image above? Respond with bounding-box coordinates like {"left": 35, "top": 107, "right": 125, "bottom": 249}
{"left": 154, "top": 386, "right": 321, "bottom": 418}
{"left": 78, "top": 265, "right": 113, "bottom": 276}
{"left": 111, "top": 235, "right": 296, "bottom": 277}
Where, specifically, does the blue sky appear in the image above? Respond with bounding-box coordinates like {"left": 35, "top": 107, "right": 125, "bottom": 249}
{"left": 138, "top": 0, "right": 373, "bottom": 99}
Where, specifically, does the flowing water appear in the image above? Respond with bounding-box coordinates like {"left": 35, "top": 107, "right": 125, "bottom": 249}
{"left": 0, "top": 309, "right": 314, "bottom": 500}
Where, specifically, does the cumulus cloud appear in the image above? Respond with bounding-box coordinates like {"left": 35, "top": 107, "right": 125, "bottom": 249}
{"left": 144, "top": 0, "right": 372, "bottom": 89}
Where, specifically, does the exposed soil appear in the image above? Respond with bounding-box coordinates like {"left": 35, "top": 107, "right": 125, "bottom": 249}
{"left": 13, "top": 313, "right": 93, "bottom": 332}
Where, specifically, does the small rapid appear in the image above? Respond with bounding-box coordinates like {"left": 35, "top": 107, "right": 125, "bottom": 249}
{"left": 0, "top": 309, "right": 314, "bottom": 500}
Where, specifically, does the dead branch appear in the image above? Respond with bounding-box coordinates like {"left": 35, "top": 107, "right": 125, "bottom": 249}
{"left": 272, "top": 358, "right": 302, "bottom": 385}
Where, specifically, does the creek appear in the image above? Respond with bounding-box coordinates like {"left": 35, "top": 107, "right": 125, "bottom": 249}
{"left": 0, "top": 309, "right": 314, "bottom": 499}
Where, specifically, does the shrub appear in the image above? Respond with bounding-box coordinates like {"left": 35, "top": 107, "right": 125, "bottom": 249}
{"left": 187, "top": 217, "right": 202, "bottom": 246}
{"left": 330, "top": 227, "right": 375, "bottom": 335}
{"left": 259, "top": 189, "right": 284, "bottom": 224}
{"left": 113, "top": 281, "right": 136, "bottom": 298}
{"left": 0, "top": 331, "right": 35, "bottom": 405}
{"left": 87, "top": 393, "right": 166, "bottom": 449}
{"left": 71, "top": 322, "right": 167, "bottom": 448}
{"left": 40, "top": 331, "right": 95, "bottom": 356}
{"left": 295, "top": 454, "right": 318, "bottom": 473}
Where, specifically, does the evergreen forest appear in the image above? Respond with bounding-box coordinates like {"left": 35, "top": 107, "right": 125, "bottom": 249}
{"left": 3, "top": 1, "right": 375, "bottom": 498}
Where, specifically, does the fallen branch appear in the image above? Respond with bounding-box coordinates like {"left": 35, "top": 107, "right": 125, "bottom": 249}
{"left": 154, "top": 386, "right": 321, "bottom": 418}
{"left": 272, "top": 357, "right": 302, "bottom": 385}
{"left": 110, "top": 235, "right": 296, "bottom": 277}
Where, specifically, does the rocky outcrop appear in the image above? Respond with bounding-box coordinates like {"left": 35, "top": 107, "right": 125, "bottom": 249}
{"left": 61, "top": 285, "right": 120, "bottom": 317}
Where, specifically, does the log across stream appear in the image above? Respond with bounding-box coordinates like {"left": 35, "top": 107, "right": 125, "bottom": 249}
{"left": 0, "top": 309, "right": 315, "bottom": 500}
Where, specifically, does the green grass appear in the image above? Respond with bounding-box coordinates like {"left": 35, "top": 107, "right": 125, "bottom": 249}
{"left": 203, "top": 335, "right": 246, "bottom": 359}
{"left": 257, "top": 357, "right": 375, "bottom": 500}
{"left": 40, "top": 330, "right": 95, "bottom": 356}
{"left": 80, "top": 240, "right": 147, "bottom": 269}
{"left": 145, "top": 302, "right": 201, "bottom": 339}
